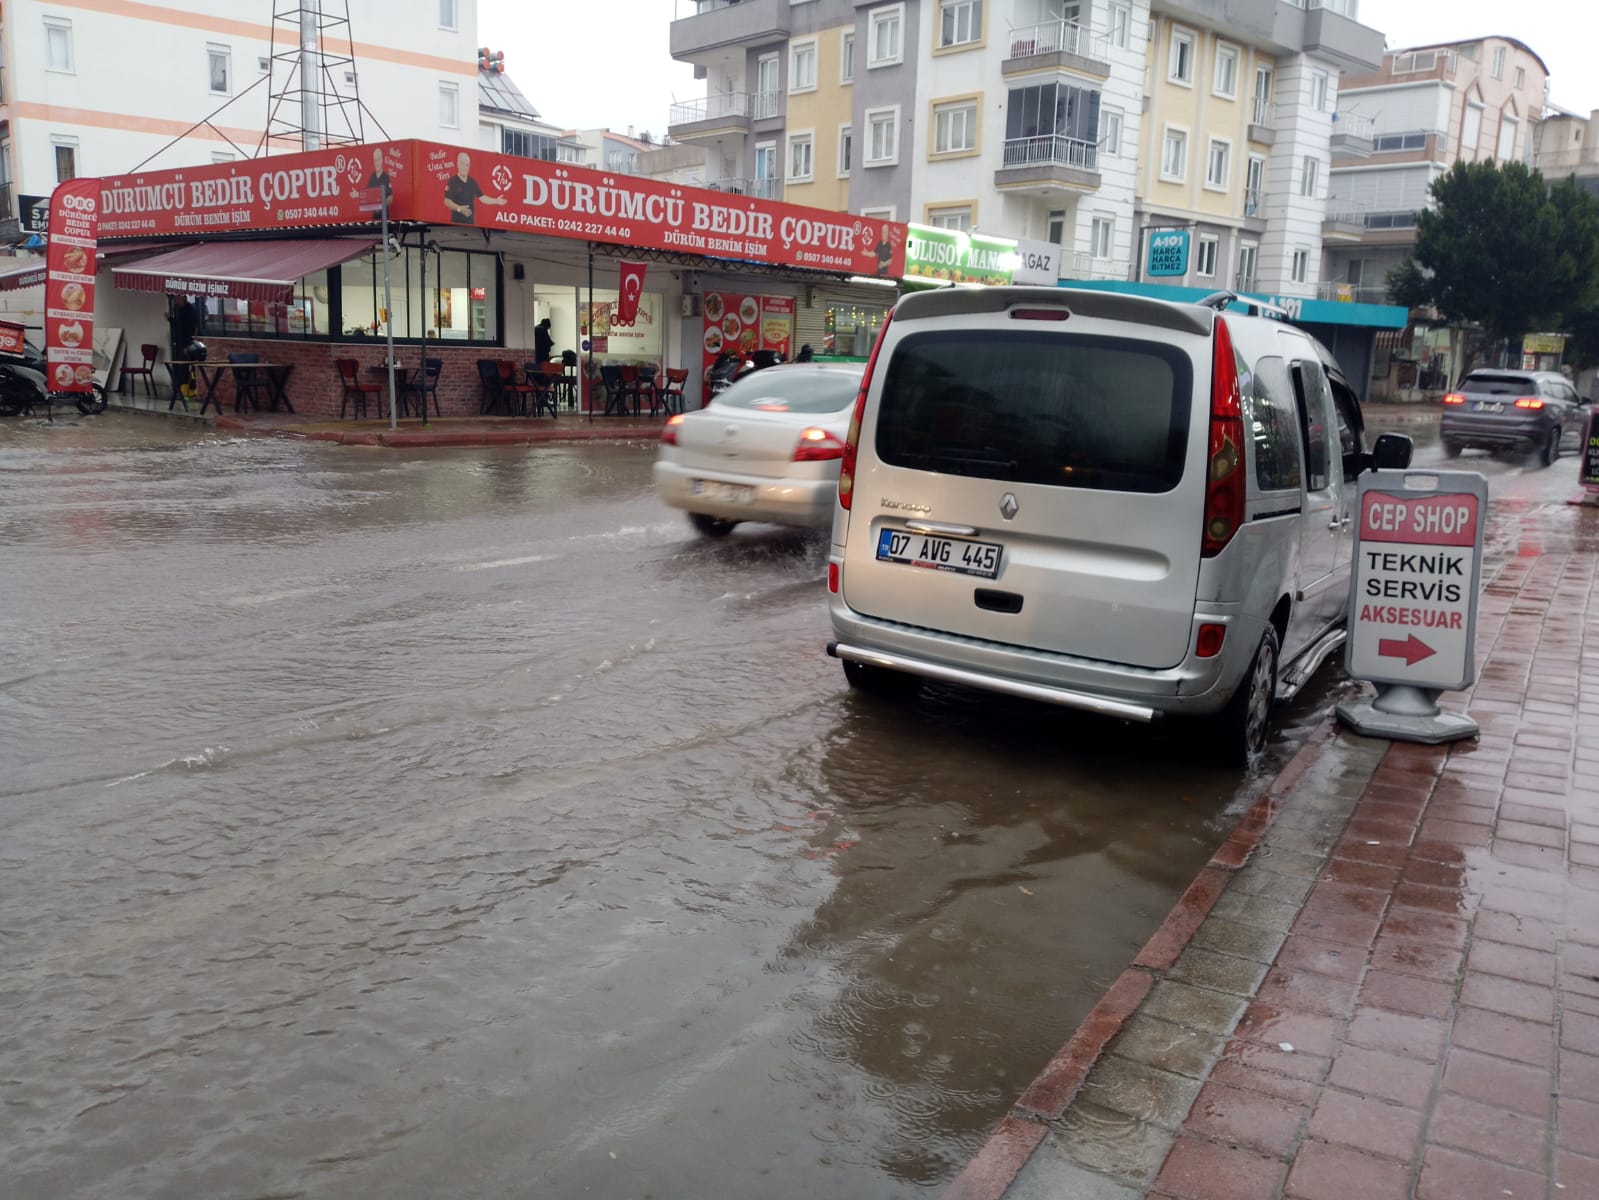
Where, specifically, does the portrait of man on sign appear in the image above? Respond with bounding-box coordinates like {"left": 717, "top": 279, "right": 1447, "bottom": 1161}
{"left": 443, "top": 152, "right": 506, "bottom": 224}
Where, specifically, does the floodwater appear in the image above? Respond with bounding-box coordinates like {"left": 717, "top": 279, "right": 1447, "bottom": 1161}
{"left": 0, "top": 411, "right": 1582, "bottom": 1199}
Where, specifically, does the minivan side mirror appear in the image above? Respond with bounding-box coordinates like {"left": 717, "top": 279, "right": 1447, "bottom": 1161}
{"left": 1371, "top": 432, "right": 1414, "bottom": 471}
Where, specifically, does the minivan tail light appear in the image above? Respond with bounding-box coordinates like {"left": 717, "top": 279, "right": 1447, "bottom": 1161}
{"left": 838, "top": 311, "right": 894, "bottom": 512}
{"left": 794, "top": 427, "right": 847, "bottom": 461}
{"left": 1196, "top": 623, "right": 1227, "bottom": 658}
{"left": 1514, "top": 397, "right": 1544, "bottom": 409}
{"left": 1010, "top": 307, "right": 1070, "bottom": 321}
{"left": 1441, "top": 393, "right": 1465, "bottom": 405}
{"left": 661, "top": 413, "right": 684, "bottom": 445}
{"left": 1201, "top": 317, "right": 1246, "bottom": 559}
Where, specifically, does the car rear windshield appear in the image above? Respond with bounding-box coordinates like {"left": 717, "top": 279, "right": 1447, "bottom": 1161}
{"left": 713, "top": 368, "right": 862, "bottom": 414}
{"left": 1461, "top": 374, "right": 1536, "bottom": 395}
{"left": 873, "top": 330, "right": 1193, "bottom": 493}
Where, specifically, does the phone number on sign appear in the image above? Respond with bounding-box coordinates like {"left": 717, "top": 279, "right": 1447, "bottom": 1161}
{"left": 276, "top": 205, "right": 343, "bottom": 221}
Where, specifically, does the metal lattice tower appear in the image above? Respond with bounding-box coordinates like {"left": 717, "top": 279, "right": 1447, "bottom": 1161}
{"left": 260, "top": 1, "right": 385, "bottom": 155}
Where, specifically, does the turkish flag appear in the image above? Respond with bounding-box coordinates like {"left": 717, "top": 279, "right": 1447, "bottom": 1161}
{"left": 615, "top": 260, "right": 647, "bottom": 327}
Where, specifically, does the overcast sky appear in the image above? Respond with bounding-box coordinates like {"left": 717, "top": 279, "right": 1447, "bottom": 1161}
{"left": 477, "top": 0, "right": 1599, "bottom": 134}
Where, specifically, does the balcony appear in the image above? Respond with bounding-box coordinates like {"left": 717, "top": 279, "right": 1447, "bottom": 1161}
{"left": 669, "top": 0, "right": 791, "bottom": 62}
{"left": 1002, "top": 20, "right": 1110, "bottom": 80}
{"left": 704, "top": 177, "right": 778, "bottom": 199}
{"left": 1248, "top": 103, "right": 1275, "bottom": 147}
{"left": 1321, "top": 207, "right": 1367, "bottom": 241}
{"left": 995, "top": 135, "right": 1101, "bottom": 193}
{"left": 1316, "top": 281, "right": 1390, "bottom": 304}
{"left": 1066, "top": 250, "right": 1130, "bottom": 282}
{"left": 1302, "top": 4, "right": 1383, "bottom": 72}
{"left": 1329, "top": 111, "right": 1375, "bottom": 157}
{"left": 1243, "top": 189, "right": 1269, "bottom": 230}
{"left": 666, "top": 91, "right": 782, "bottom": 142}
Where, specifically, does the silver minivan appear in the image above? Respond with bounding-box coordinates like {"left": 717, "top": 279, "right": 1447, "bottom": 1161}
{"left": 824, "top": 286, "right": 1411, "bottom": 762}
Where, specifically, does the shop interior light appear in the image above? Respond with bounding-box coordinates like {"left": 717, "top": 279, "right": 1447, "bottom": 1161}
{"left": 847, "top": 275, "right": 899, "bottom": 288}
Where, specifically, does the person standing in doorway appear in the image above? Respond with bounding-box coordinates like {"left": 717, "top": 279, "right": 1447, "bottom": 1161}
{"left": 534, "top": 318, "right": 554, "bottom": 364}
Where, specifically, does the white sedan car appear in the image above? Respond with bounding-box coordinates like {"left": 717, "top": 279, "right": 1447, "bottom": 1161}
{"left": 653, "top": 363, "right": 865, "bottom": 537}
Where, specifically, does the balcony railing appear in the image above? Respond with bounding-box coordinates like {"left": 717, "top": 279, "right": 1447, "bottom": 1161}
{"left": 1390, "top": 49, "right": 1457, "bottom": 76}
{"left": 669, "top": 92, "right": 750, "bottom": 126}
{"left": 749, "top": 177, "right": 779, "bottom": 200}
{"left": 1068, "top": 251, "right": 1129, "bottom": 280}
{"left": 1007, "top": 20, "right": 1107, "bottom": 62}
{"left": 1332, "top": 112, "right": 1375, "bottom": 139}
{"left": 1002, "top": 134, "right": 1098, "bottom": 171}
{"left": 1323, "top": 206, "right": 1368, "bottom": 226}
{"left": 1243, "top": 189, "right": 1268, "bottom": 218}
{"left": 704, "top": 177, "right": 755, "bottom": 195}
{"left": 751, "top": 90, "right": 781, "bottom": 121}
{"left": 1234, "top": 272, "right": 1258, "bottom": 293}
{"left": 1317, "top": 281, "right": 1389, "bottom": 304}
{"left": 1250, "top": 101, "right": 1275, "bottom": 127}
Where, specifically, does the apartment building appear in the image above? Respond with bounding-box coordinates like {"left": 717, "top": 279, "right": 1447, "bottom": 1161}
{"left": 477, "top": 53, "right": 583, "bottom": 166}
{"left": 1536, "top": 107, "right": 1599, "bottom": 198}
{"left": 1324, "top": 37, "right": 1550, "bottom": 304}
{"left": 0, "top": 0, "right": 479, "bottom": 231}
{"left": 665, "top": 0, "right": 1380, "bottom": 293}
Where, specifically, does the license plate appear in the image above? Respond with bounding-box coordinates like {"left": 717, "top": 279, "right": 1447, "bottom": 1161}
{"left": 692, "top": 479, "right": 755, "bottom": 504}
{"left": 876, "top": 529, "right": 1002, "bottom": 579}
{"left": 1476, "top": 401, "right": 1503, "bottom": 413}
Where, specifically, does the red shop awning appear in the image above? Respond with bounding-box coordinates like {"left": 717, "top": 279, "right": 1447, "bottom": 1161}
{"left": 111, "top": 237, "right": 377, "bottom": 303}
{"left": 0, "top": 261, "right": 48, "bottom": 291}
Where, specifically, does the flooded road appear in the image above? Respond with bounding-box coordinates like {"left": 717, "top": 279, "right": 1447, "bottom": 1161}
{"left": 0, "top": 412, "right": 1584, "bottom": 1198}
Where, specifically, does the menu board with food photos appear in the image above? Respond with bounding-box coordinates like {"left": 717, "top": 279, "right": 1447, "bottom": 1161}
{"left": 1580, "top": 408, "right": 1599, "bottom": 493}
{"left": 701, "top": 292, "right": 796, "bottom": 403}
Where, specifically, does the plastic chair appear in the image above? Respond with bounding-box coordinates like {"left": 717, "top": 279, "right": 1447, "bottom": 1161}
{"left": 598, "top": 365, "right": 626, "bottom": 415}
{"left": 121, "top": 343, "right": 159, "bottom": 397}
{"left": 634, "top": 365, "right": 659, "bottom": 414}
{"left": 523, "top": 362, "right": 559, "bottom": 419}
{"left": 539, "top": 361, "right": 572, "bottom": 412}
{"left": 618, "top": 365, "right": 642, "bottom": 416}
{"left": 228, "top": 352, "right": 270, "bottom": 413}
{"left": 657, "top": 368, "right": 689, "bottom": 416}
{"left": 476, "top": 358, "right": 506, "bottom": 414}
{"left": 560, "top": 350, "right": 580, "bottom": 410}
{"left": 407, "top": 357, "right": 442, "bottom": 418}
{"left": 497, "top": 360, "right": 535, "bottom": 417}
{"left": 336, "top": 357, "right": 381, "bottom": 419}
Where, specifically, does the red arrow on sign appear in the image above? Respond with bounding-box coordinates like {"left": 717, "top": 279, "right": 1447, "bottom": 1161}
{"left": 1378, "top": 635, "right": 1436, "bottom": 666}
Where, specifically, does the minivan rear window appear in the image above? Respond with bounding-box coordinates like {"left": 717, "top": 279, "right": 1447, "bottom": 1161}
{"left": 1461, "top": 374, "right": 1536, "bottom": 395}
{"left": 873, "top": 331, "right": 1193, "bottom": 493}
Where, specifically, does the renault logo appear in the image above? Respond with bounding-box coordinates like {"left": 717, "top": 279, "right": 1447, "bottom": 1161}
{"left": 999, "top": 493, "right": 1019, "bottom": 521}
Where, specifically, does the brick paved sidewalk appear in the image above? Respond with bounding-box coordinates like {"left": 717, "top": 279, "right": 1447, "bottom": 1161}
{"left": 946, "top": 544, "right": 1599, "bottom": 1199}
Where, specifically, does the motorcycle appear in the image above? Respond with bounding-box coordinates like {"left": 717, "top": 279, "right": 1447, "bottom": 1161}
{"left": 0, "top": 330, "right": 108, "bottom": 418}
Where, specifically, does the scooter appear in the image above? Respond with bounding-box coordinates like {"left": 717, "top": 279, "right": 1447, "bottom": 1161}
{"left": 0, "top": 331, "right": 108, "bottom": 418}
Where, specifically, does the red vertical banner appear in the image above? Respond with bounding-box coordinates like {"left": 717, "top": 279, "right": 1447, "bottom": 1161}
{"left": 615, "top": 260, "right": 647, "bottom": 327}
{"left": 46, "top": 179, "right": 102, "bottom": 394}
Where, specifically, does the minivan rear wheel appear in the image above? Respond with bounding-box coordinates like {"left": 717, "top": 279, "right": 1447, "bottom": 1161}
{"left": 1210, "top": 627, "right": 1279, "bottom": 767}
{"left": 689, "top": 513, "right": 738, "bottom": 537}
{"left": 1540, "top": 427, "right": 1559, "bottom": 467}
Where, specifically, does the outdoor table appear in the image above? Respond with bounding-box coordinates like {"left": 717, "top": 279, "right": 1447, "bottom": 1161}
{"left": 367, "top": 364, "right": 411, "bottom": 416}
{"left": 191, "top": 362, "right": 229, "bottom": 416}
{"left": 228, "top": 362, "right": 296, "bottom": 413}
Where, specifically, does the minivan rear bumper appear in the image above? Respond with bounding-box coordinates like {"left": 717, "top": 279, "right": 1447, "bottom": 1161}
{"left": 827, "top": 596, "right": 1263, "bottom": 720}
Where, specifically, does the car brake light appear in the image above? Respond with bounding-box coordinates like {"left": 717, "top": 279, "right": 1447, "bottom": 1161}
{"left": 1201, "top": 317, "right": 1246, "bottom": 558}
{"left": 1010, "top": 307, "right": 1070, "bottom": 321}
{"left": 1442, "top": 393, "right": 1465, "bottom": 405}
{"left": 839, "top": 311, "right": 893, "bottom": 512}
{"left": 661, "top": 413, "right": 684, "bottom": 445}
{"left": 793, "top": 427, "right": 847, "bottom": 461}
{"left": 1514, "top": 397, "right": 1543, "bottom": 409}
{"left": 828, "top": 561, "right": 840, "bottom": 593}
{"left": 1196, "top": 623, "right": 1227, "bottom": 658}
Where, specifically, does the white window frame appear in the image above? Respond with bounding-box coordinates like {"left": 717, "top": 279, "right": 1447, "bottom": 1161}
{"left": 789, "top": 38, "right": 818, "bottom": 93}
{"left": 932, "top": 99, "right": 978, "bottom": 156}
{"left": 44, "top": 18, "right": 74, "bottom": 74}
{"left": 868, "top": 4, "right": 905, "bottom": 68}
{"left": 1160, "top": 125, "right": 1189, "bottom": 182}
{"left": 1310, "top": 69, "right": 1329, "bottom": 112}
{"left": 938, "top": 0, "right": 983, "bottom": 49}
{"left": 1107, "top": 2, "right": 1131, "bottom": 49}
{"left": 1237, "top": 241, "right": 1258, "bottom": 287}
{"left": 754, "top": 141, "right": 778, "bottom": 197}
{"left": 787, "top": 130, "right": 814, "bottom": 182}
{"left": 439, "top": 0, "right": 458, "bottom": 31}
{"left": 865, "top": 105, "right": 900, "bottom": 166}
{"left": 1513, "top": 66, "right": 1526, "bottom": 90}
{"left": 207, "top": 44, "right": 231, "bottom": 96}
{"left": 1496, "top": 114, "right": 1519, "bottom": 163}
{"left": 1491, "top": 46, "right": 1506, "bottom": 79}
{"left": 837, "top": 124, "right": 853, "bottom": 176}
{"left": 1253, "top": 66, "right": 1274, "bottom": 125}
{"left": 928, "top": 205, "right": 974, "bottom": 232}
{"left": 1205, "top": 137, "right": 1231, "bottom": 191}
{"left": 1091, "top": 214, "right": 1114, "bottom": 259}
{"left": 1195, "top": 235, "right": 1218, "bottom": 278}
{"left": 1300, "top": 154, "right": 1318, "bottom": 198}
{"left": 860, "top": 206, "right": 897, "bottom": 222}
{"left": 52, "top": 137, "right": 80, "bottom": 183}
{"left": 1462, "top": 102, "right": 1484, "bottom": 157}
{"left": 840, "top": 30, "right": 855, "bottom": 83}
{"left": 1213, "top": 43, "right": 1239, "bottom": 99}
{"left": 1168, "top": 25, "right": 1196, "bottom": 86}
{"left": 1291, "top": 248, "right": 1309, "bottom": 284}
{"left": 438, "top": 82, "right": 459, "bottom": 129}
{"left": 1047, "top": 209, "right": 1068, "bottom": 245}
{"left": 211, "top": 152, "right": 235, "bottom": 164}
{"left": 1245, "top": 154, "right": 1266, "bottom": 213}
{"left": 1099, "top": 106, "right": 1123, "bottom": 157}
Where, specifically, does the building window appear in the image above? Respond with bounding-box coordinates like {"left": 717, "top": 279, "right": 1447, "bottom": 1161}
{"left": 928, "top": 205, "right": 973, "bottom": 231}
{"left": 1513, "top": 66, "right": 1526, "bottom": 90}
{"left": 1310, "top": 70, "right": 1329, "bottom": 111}
{"left": 1300, "top": 154, "right": 1318, "bottom": 197}
{"left": 1047, "top": 210, "right": 1067, "bottom": 245}
{"left": 1214, "top": 44, "right": 1239, "bottom": 99}
{"left": 1091, "top": 215, "right": 1113, "bottom": 259}
{"left": 1006, "top": 82, "right": 1101, "bottom": 166}
{"left": 439, "top": 0, "right": 457, "bottom": 29}
{"left": 1236, "top": 242, "right": 1257, "bottom": 289}
{"left": 1372, "top": 132, "right": 1429, "bottom": 152}
{"left": 45, "top": 19, "right": 74, "bottom": 73}
{"left": 1168, "top": 26, "right": 1195, "bottom": 85}
{"left": 1291, "top": 249, "right": 1308, "bottom": 283}
{"left": 502, "top": 129, "right": 559, "bottom": 161}
{"left": 557, "top": 144, "right": 584, "bottom": 164}
{"left": 1496, "top": 114, "right": 1519, "bottom": 163}
{"left": 933, "top": 99, "right": 978, "bottom": 155}
{"left": 1490, "top": 46, "right": 1506, "bottom": 78}
{"left": 1196, "top": 235, "right": 1218, "bottom": 278}
{"left": 1462, "top": 103, "right": 1484, "bottom": 156}
{"left": 439, "top": 83, "right": 459, "bottom": 129}
{"left": 860, "top": 207, "right": 896, "bottom": 222}
{"left": 939, "top": 0, "right": 982, "bottom": 48}
{"left": 53, "top": 141, "right": 78, "bottom": 183}
{"left": 788, "top": 132, "right": 814, "bottom": 181}
{"left": 1107, "top": 2, "right": 1131, "bottom": 49}
{"left": 1099, "top": 107, "right": 1122, "bottom": 156}
{"left": 841, "top": 31, "right": 855, "bottom": 82}
{"left": 866, "top": 106, "right": 899, "bottom": 164}
{"left": 754, "top": 142, "right": 778, "bottom": 198}
{"left": 869, "top": 5, "right": 904, "bottom": 67}
{"left": 1161, "top": 127, "right": 1188, "bottom": 181}
{"left": 838, "top": 125, "right": 852, "bottom": 175}
{"left": 207, "top": 44, "right": 231, "bottom": 95}
{"left": 1252, "top": 66, "right": 1273, "bottom": 125}
{"left": 1245, "top": 155, "right": 1265, "bottom": 214}
{"left": 755, "top": 53, "right": 780, "bottom": 117}
{"left": 212, "top": 152, "right": 235, "bottom": 164}
{"left": 790, "top": 39, "right": 817, "bottom": 92}
{"left": 1206, "top": 138, "right": 1230, "bottom": 189}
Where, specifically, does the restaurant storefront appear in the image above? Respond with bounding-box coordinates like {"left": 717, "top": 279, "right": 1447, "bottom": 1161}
{"left": 72, "top": 139, "right": 907, "bottom": 418}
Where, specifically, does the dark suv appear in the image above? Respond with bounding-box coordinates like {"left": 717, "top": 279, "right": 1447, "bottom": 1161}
{"left": 1441, "top": 369, "right": 1586, "bottom": 466}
